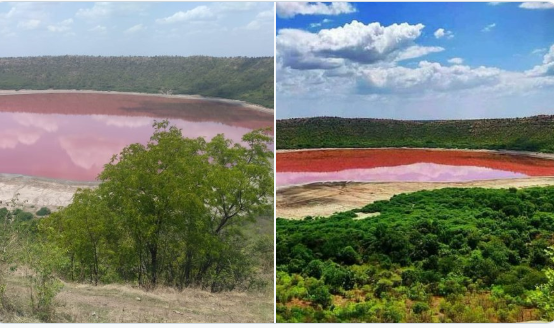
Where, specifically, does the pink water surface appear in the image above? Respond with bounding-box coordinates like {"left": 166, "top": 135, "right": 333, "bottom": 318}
{"left": 277, "top": 163, "right": 528, "bottom": 187}
{"left": 0, "top": 94, "right": 273, "bottom": 181}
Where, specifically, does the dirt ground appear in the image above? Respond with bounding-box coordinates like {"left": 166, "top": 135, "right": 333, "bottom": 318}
{"left": 1, "top": 273, "right": 273, "bottom": 323}
{"left": 0, "top": 174, "right": 96, "bottom": 211}
{"left": 277, "top": 177, "right": 554, "bottom": 219}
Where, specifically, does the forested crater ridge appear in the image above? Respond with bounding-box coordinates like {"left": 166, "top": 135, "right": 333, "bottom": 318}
{"left": 277, "top": 115, "right": 554, "bottom": 153}
{"left": 0, "top": 56, "right": 274, "bottom": 108}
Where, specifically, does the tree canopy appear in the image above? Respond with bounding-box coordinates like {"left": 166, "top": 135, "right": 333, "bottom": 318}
{"left": 42, "top": 121, "right": 274, "bottom": 291}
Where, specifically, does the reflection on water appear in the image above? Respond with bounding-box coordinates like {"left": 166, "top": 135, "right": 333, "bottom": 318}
{"left": 278, "top": 163, "right": 528, "bottom": 186}
{"left": 0, "top": 94, "right": 273, "bottom": 181}
{"left": 276, "top": 149, "right": 554, "bottom": 187}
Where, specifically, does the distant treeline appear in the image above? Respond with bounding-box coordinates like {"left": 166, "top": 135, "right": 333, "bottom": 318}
{"left": 0, "top": 56, "right": 274, "bottom": 108}
{"left": 277, "top": 116, "right": 554, "bottom": 153}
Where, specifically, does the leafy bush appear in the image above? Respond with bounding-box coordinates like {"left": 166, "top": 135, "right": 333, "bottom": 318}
{"left": 35, "top": 207, "right": 51, "bottom": 217}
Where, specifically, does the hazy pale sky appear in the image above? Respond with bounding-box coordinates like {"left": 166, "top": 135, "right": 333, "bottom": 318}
{"left": 276, "top": 2, "right": 554, "bottom": 119}
{"left": 0, "top": 2, "right": 274, "bottom": 57}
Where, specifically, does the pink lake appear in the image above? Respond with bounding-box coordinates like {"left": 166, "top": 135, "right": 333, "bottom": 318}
{"left": 0, "top": 93, "right": 273, "bottom": 181}
{"left": 276, "top": 149, "right": 554, "bottom": 187}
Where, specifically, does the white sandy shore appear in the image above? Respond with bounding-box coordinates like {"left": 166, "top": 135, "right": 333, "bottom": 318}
{"left": 0, "top": 89, "right": 274, "bottom": 115}
{"left": 0, "top": 174, "right": 97, "bottom": 209}
{"left": 277, "top": 177, "right": 554, "bottom": 219}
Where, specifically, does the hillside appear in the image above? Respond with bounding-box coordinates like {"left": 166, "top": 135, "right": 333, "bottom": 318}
{"left": 276, "top": 116, "right": 554, "bottom": 153}
{"left": 0, "top": 56, "right": 274, "bottom": 108}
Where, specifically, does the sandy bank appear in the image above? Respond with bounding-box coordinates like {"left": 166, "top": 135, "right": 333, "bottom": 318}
{"left": 0, "top": 174, "right": 97, "bottom": 209}
{"left": 0, "top": 89, "right": 274, "bottom": 115}
{"left": 277, "top": 177, "right": 554, "bottom": 219}
{"left": 276, "top": 147, "right": 554, "bottom": 161}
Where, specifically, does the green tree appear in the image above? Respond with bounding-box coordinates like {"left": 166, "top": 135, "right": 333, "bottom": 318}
{"left": 530, "top": 247, "right": 554, "bottom": 321}
{"left": 42, "top": 121, "right": 273, "bottom": 290}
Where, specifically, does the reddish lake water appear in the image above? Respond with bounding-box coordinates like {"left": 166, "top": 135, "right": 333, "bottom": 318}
{"left": 0, "top": 93, "right": 273, "bottom": 181}
{"left": 277, "top": 149, "right": 554, "bottom": 187}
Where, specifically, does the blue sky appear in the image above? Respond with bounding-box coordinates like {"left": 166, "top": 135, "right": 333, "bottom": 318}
{"left": 0, "top": 2, "right": 274, "bottom": 57}
{"left": 276, "top": 2, "right": 554, "bottom": 119}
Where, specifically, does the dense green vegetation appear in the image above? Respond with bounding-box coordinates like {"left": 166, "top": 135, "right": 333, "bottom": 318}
{"left": 0, "top": 56, "right": 274, "bottom": 108}
{"left": 276, "top": 187, "right": 554, "bottom": 322}
{"left": 277, "top": 116, "right": 554, "bottom": 153}
{"left": 530, "top": 246, "right": 554, "bottom": 321}
{"left": 1, "top": 121, "right": 274, "bottom": 322}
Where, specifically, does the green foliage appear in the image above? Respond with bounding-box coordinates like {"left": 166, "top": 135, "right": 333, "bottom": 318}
{"left": 277, "top": 187, "right": 554, "bottom": 322}
{"left": 35, "top": 207, "right": 51, "bottom": 217}
{"left": 0, "top": 197, "right": 64, "bottom": 322}
{"left": 0, "top": 56, "right": 274, "bottom": 108}
{"left": 42, "top": 121, "right": 273, "bottom": 291}
{"left": 13, "top": 209, "right": 34, "bottom": 222}
{"left": 276, "top": 116, "right": 554, "bottom": 153}
{"left": 530, "top": 247, "right": 554, "bottom": 321}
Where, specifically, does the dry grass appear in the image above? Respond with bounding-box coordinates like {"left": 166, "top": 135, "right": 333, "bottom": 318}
{"left": 0, "top": 272, "right": 273, "bottom": 323}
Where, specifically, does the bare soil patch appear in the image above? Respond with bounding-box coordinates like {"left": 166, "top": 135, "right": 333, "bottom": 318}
{"left": 277, "top": 177, "right": 554, "bottom": 219}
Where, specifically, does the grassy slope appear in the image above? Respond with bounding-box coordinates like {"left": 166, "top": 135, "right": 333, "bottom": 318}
{"left": 1, "top": 273, "right": 273, "bottom": 323}
{"left": 276, "top": 115, "right": 554, "bottom": 153}
{"left": 0, "top": 56, "right": 274, "bottom": 108}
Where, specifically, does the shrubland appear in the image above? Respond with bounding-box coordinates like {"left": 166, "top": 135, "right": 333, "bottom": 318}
{"left": 0, "top": 56, "right": 274, "bottom": 108}
{"left": 276, "top": 187, "right": 554, "bottom": 322}
{"left": 276, "top": 116, "right": 554, "bottom": 153}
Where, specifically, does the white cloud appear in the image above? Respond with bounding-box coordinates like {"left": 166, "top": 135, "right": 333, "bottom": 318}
{"left": 532, "top": 48, "right": 547, "bottom": 55}
{"left": 482, "top": 23, "right": 496, "bottom": 32}
{"left": 88, "top": 25, "right": 107, "bottom": 33}
{"left": 47, "top": 18, "right": 73, "bottom": 33}
{"left": 277, "top": 21, "right": 440, "bottom": 70}
{"left": 357, "top": 61, "right": 503, "bottom": 94}
{"left": 309, "top": 18, "right": 333, "bottom": 29}
{"left": 76, "top": 2, "right": 148, "bottom": 20}
{"left": 434, "top": 28, "right": 454, "bottom": 39}
{"left": 543, "top": 45, "right": 554, "bottom": 63}
{"left": 17, "top": 19, "right": 40, "bottom": 30}
{"left": 243, "top": 9, "right": 274, "bottom": 30}
{"left": 519, "top": 2, "right": 554, "bottom": 9}
{"left": 447, "top": 57, "right": 464, "bottom": 65}
{"left": 526, "top": 44, "right": 554, "bottom": 76}
{"left": 76, "top": 2, "right": 112, "bottom": 19}
{"left": 488, "top": 2, "right": 504, "bottom": 5}
{"left": 124, "top": 23, "right": 146, "bottom": 34}
{"left": 212, "top": 2, "right": 260, "bottom": 13}
{"left": 395, "top": 45, "right": 444, "bottom": 62}
{"left": 156, "top": 6, "right": 214, "bottom": 24}
{"left": 277, "top": 2, "right": 356, "bottom": 19}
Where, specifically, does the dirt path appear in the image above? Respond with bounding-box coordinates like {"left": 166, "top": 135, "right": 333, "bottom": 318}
{"left": 0, "top": 89, "right": 273, "bottom": 115}
{"left": 0, "top": 174, "right": 97, "bottom": 209}
{"left": 277, "top": 177, "right": 554, "bottom": 219}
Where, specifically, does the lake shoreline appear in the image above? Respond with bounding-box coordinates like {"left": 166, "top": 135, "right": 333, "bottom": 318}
{"left": 276, "top": 147, "right": 554, "bottom": 219}
{"left": 277, "top": 177, "right": 554, "bottom": 219}
{"left": 0, "top": 173, "right": 98, "bottom": 209}
{"left": 0, "top": 89, "right": 274, "bottom": 115}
